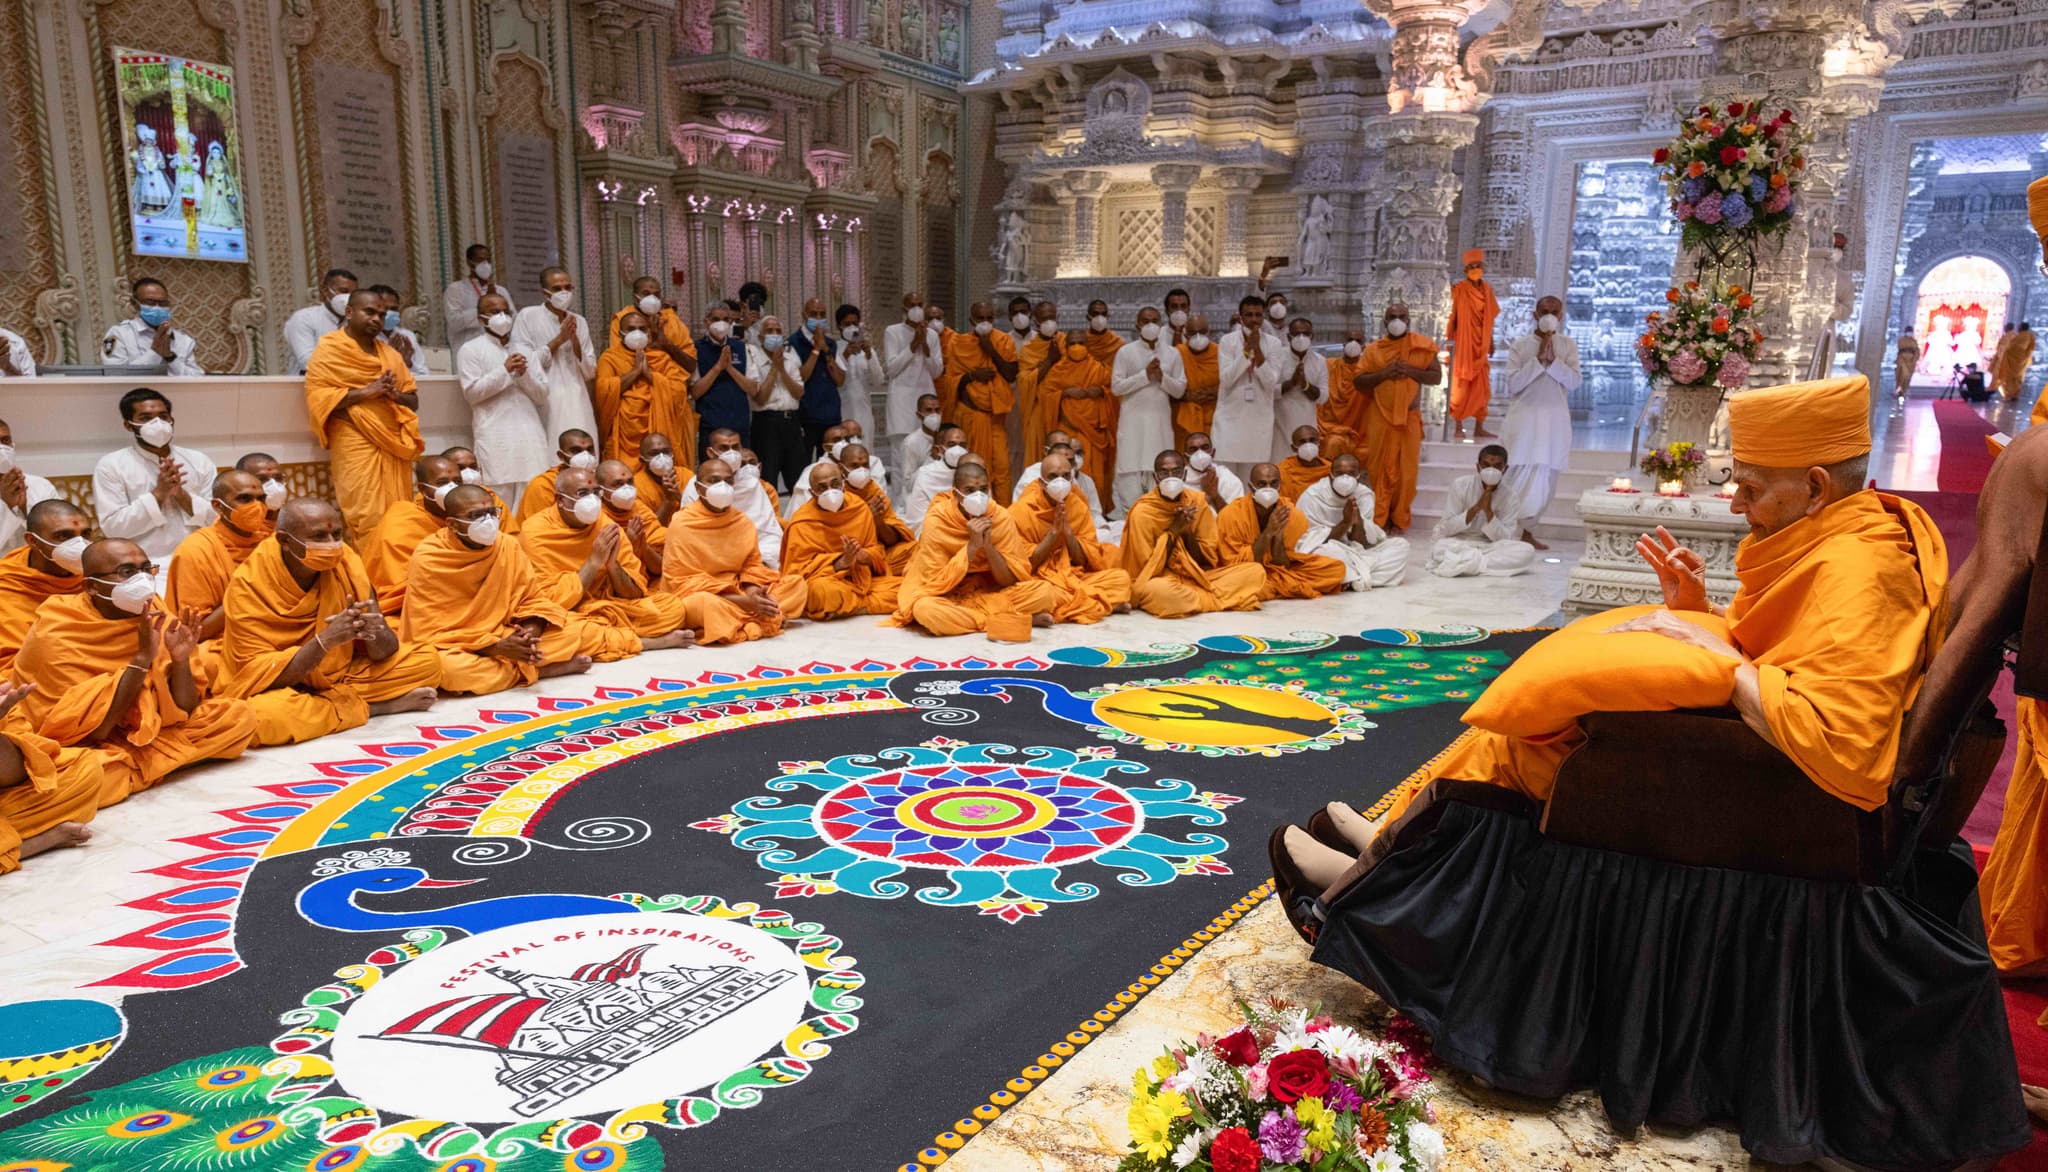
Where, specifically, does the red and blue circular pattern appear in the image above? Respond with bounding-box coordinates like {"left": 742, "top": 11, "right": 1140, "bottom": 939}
{"left": 815, "top": 764, "right": 1139, "bottom": 870}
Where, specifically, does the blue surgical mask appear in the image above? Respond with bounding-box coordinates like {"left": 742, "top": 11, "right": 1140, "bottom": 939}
{"left": 763, "top": 334, "right": 785, "bottom": 351}
{"left": 806, "top": 317, "right": 828, "bottom": 334}
{"left": 382, "top": 310, "right": 401, "bottom": 332}
{"left": 138, "top": 305, "right": 172, "bottom": 328}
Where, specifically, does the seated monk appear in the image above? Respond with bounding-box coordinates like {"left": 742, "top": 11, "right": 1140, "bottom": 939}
{"left": 890, "top": 459, "right": 1060, "bottom": 637}
{"left": 596, "top": 459, "right": 668, "bottom": 584}
{"left": 401, "top": 485, "right": 633, "bottom": 694}
{"left": 1217, "top": 463, "right": 1348, "bottom": 600}
{"left": 360, "top": 454, "right": 462, "bottom": 615}
{"left": 11, "top": 539, "right": 257, "bottom": 802}
{"left": 658, "top": 459, "right": 807, "bottom": 645}
{"left": 441, "top": 446, "right": 519, "bottom": 532}
{"left": 216, "top": 499, "right": 441, "bottom": 744}
{"left": 1008, "top": 449, "right": 1131, "bottom": 624}
{"left": 597, "top": 309, "right": 694, "bottom": 471}
{"left": 1279, "top": 375, "right": 1945, "bottom": 897}
{"left": 234, "top": 452, "right": 288, "bottom": 519}
{"left": 632, "top": 433, "right": 689, "bottom": 526}
{"left": 0, "top": 680, "right": 107, "bottom": 876}
{"left": 838, "top": 442, "right": 916, "bottom": 575}
{"left": 1276, "top": 424, "right": 1330, "bottom": 502}
{"left": 0, "top": 500, "right": 92, "bottom": 676}
{"left": 518, "top": 466, "right": 696, "bottom": 649}
{"left": 516, "top": 429, "right": 597, "bottom": 524}
{"left": 166, "top": 472, "right": 273, "bottom": 643}
{"left": 1118, "top": 450, "right": 1265, "bottom": 619}
{"left": 781, "top": 461, "right": 901, "bottom": 620}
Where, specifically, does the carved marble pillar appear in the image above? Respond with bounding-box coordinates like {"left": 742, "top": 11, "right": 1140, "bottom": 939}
{"left": 1152, "top": 165, "right": 1202, "bottom": 276}
{"left": 785, "top": 0, "right": 823, "bottom": 72}
{"left": 710, "top": 0, "right": 747, "bottom": 55}
{"left": 1057, "top": 171, "right": 1108, "bottom": 279}
{"left": 1216, "top": 168, "right": 1264, "bottom": 279}
{"left": 588, "top": 2, "right": 630, "bottom": 101}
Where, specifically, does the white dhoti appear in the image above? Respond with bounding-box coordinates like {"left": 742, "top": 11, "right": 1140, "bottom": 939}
{"left": 1426, "top": 537, "right": 1535, "bottom": 578}
{"left": 1428, "top": 472, "right": 1535, "bottom": 578}
{"left": 1498, "top": 333, "right": 1579, "bottom": 521}
{"left": 1295, "top": 478, "right": 1407, "bottom": 590}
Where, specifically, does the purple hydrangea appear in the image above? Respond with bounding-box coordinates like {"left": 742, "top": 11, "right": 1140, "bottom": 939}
{"left": 1716, "top": 351, "right": 1751, "bottom": 388}
{"left": 1259, "top": 1110, "right": 1306, "bottom": 1164}
{"left": 1693, "top": 192, "right": 1724, "bottom": 225}
{"left": 1748, "top": 174, "right": 1768, "bottom": 203}
{"left": 1667, "top": 346, "right": 1708, "bottom": 385}
{"left": 1324, "top": 1080, "right": 1364, "bottom": 1114}
{"left": 1682, "top": 175, "right": 1708, "bottom": 203}
{"left": 1720, "top": 193, "right": 1753, "bottom": 228}
{"left": 1675, "top": 201, "right": 1695, "bottom": 221}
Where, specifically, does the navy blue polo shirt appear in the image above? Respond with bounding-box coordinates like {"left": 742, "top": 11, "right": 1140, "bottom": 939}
{"left": 788, "top": 331, "right": 842, "bottom": 426}
{"left": 692, "top": 333, "right": 752, "bottom": 450}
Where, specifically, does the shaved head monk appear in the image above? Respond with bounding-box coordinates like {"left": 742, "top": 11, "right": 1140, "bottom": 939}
{"left": 598, "top": 458, "right": 670, "bottom": 583}
{"left": 360, "top": 454, "right": 463, "bottom": 615}
{"left": 1217, "top": 463, "right": 1347, "bottom": 600}
{"left": 890, "top": 459, "right": 1060, "bottom": 637}
{"left": 517, "top": 465, "right": 696, "bottom": 650}
{"left": 12, "top": 538, "right": 256, "bottom": 802}
{"left": 837, "top": 442, "right": 916, "bottom": 574}
{"left": 1278, "top": 424, "right": 1328, "bottom": 503}
{"left": 1354, "top": 301, "right": 1438, "bottom": 532}
{"left": 439, "top": 445, "right": 519, "bottom": 532}
{"left": 659, "top": 458, "right": 806, "bottom": 644}
{"left": 904, "top": 422, "right": 974, "bottom": 535}
{"left": 165, "top": 470, "right": 272, "bottom": 643}
{"left": 234, "top": 452, "right": 287, "bottom": 518}
{"left": 1294, "top": 452, "right": 1411, "bottom": 590}
{"left": 1118, "top": 450, "right": 1265, "bottom": 618}
{"left": 304, "top": 289, "right": 424, "bottom": 538}
{"left": 1282, "top": 375, "right": 1945, "bottom": 894}
{"left": 0, "top": 500, "right": 91, "bottom": 676}
{"left": 1037, "top": 332, "right": 1117, "bottom": 506}
{"left": 633, "top": 432, "right": 689, "bottom": 526}
{"left": 1321, "top": 324, "right": 1372, "bottom": 460}
{"left": 215, "top": 498, "right": 441, "bottom": 744}
{"left": 518, "top": 429, "right": 597, "bottom": 523}
{"left": 780, "top": 459, "right": 900, "bottom": 620}
{"left": 401, "top": 484, "right": 633, "bottom": 693}
{"left": 1174, "top": 312, "right": 1219, "bottom": 450}
{"left": 598, "top": 307, "right": 695, "bottom": 472}
{"left": 1007, "top": 448, "right": 1132, "bottom": 624}
{"left": 942, "top": 301, "right": 1021, "bottom": 501}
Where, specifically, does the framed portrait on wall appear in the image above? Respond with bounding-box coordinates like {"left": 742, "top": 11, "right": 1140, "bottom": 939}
{"left": 112, "top": 47, "right": 247, "bottom": 263}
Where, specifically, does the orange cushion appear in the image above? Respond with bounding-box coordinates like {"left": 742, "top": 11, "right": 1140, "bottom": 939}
{"left": 1462, "top": 605, "right": 1740, "bottom": 738}
{"left": 986, "top": 612, "right": 1034, "bottom": 644}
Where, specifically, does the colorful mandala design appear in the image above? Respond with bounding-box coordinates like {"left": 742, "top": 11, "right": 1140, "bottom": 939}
{"left": 704, "top": 741, "right": 1237, "bottom": 923}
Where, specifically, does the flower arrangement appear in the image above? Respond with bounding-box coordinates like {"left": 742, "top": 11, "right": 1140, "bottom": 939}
{"left": 1654, "top": 100, "right": 1810, "bottom": 251}
{"left": 1641, "top": 441, "right": 1706, "bottom": 490}
{"left": 1119, "top": 999, "right": 1445, "bottom": 1172}
{"left": 1635, "top": 280, "right": 1762, "bottom": 389}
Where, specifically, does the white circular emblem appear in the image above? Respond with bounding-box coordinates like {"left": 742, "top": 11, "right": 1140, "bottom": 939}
{"left": 330, "top": 912, "right": 808, "bottom": 1122}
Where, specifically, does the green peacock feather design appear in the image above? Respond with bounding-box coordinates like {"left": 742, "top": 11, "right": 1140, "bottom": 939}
{"left": 1192, "top": 646, "right": 1509, "bottom": 711}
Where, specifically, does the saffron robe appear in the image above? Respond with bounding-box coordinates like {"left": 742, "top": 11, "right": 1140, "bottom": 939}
{"left": 1215, "top": 495, "right": 1347, "bottom": 600}
{"left": 1016, "top": 331, "right": 1059, "bottom": 464}
{"left": 216, "top": 537, "right": 442, "bottom": 744}
{"left": 851, "top": 478, "right": 918, "bottom": 576}
{"left": 0, "top": 716, "right": 108, "bottom": 875}
{"left": 1008, "top": 480, "right": 1131, "bottom": 624}
{"left": 1321, "top": 353, "right": 1373, "bottom": 459}
{"left": 0, "top": 547, "right": 85, "bottom": 677}
{"left": 1275, "top": 457, "right": 1328, "bottom": 503}
{"left": 604, "top": 498, "right": 671, "bottom": 581}
{"left": 516, "top": 467, "right": 564, "bottom": 524}
{"left": 304, "top": 332, "right": 423, "bottom": 539}
{"left": 1982, "top": 697, "right": 2048, "bottom": 974}
{"left": 360, "top": 496, "right": 443, "bottom": 615}
{"left": 1993, "top": 327, "right": 2036, "bottom": 401}
{"left": 780, "top": 499, "right": 901, "bottom": 620}
{"left": 943, "top": 330, "right": 1018, "bottom": 502}
{"left": 1174, "top": 342, "right": 1219, "bottom": 450}
{"left": 657, "top": 502, "right": 807, "bottom": 645}
{"left": 1038, "top": 348, "right": 1119, "bottom": 507}
{"left": 596, "top": 347, "right": 696, "bottom": 475}
{"left": 1358, "top": 333, "right": 1435, "bottom": 529}
{"left": 1447, "top": 277, "right": 1499, "bottom": 422}
{"left": 166, "top": 519, "right": 267, "bottom": 620}
{"left": 1117, "top": 489, "right": 1265, "bottom": 619}
{"left": 518, "top": 507, "right": 693, "bottom": 637}
{"left": 889, "top": 493, "right": 1059, "bottom": 636}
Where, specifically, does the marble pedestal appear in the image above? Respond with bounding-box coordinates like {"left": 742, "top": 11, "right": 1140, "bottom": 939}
{"left": 1563, "top": 485, "right": 1747, "bottom": 614}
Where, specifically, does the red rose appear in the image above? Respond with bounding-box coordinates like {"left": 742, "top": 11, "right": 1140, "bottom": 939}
{"left": 1719, "top": 145, "right": 1745, "bottom": 165}
{"left": 1652, "top": 147, "right": 1669, "bottom": 164}
{"left": 1210, "top": 1127, "right": 1261, "bottom": 1172}
{"left": 1726, "top": 102, "right": 1743, "bottom": 117}
{"left": 1780, "top": 108, "right": 1795, "bottom": 123}
{"left": 1214, "top": 1027, "right": 1260, "bottom": 1067}
{"left": 1265, "top": 1049, "right": 1331, "bottom": 1104}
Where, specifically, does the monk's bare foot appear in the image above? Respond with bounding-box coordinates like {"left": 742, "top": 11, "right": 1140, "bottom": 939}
{"left": 1324, "top": 801, "right": 1378, "bottom": 853}
{"left": 1452, "top": 426, "right": 1468, "bottom": 441}
{"left": 539, "top": 654, "right": 594, "bottom": 679}
{"left": 2025, "top": 1085, "right": 2048, "bottom": 1125}
{"left": 369, "top": 686, "right": 437, "bottom": 717}
{"left": 1112, "top": 602, "right": 1132, "bottom": 615}
{"left": 1283, "top": 826, "right": 1353, "bottom": 890}
{"left": 21, "top": 820, "right": 92, "bottom": 860}
{"left": 1474, "top": 426, "right": 1498, "bottom": 439}
{"left": 1032, "top": 612, "right": 1054, "bottom": 628}
{"left": 641, "top": 629, "right": 697, "bottom": 651}
{"left": 1522, "top": 529, "right": 1549, "bottom": 551}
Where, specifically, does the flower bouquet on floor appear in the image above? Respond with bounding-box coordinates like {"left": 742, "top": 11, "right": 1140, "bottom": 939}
{"left": 1642, "top": 441, "right": 1707, "bottom": 495}
{"left": 1119, "top": 999, "right": 1446, "bottom": 1172}
{"left": 1654, "top": 99, "right": 1810, "bottom": 255}
{"left": 1636, "top": 280, "right": 1762, "bottom": 391}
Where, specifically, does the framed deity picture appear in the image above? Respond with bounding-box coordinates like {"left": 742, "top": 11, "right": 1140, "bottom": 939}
{"left": 111, "top": 47, "right": 247, "bottom": 263}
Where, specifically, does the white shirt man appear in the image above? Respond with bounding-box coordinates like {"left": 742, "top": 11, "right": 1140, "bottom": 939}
{"left": 1183, "top": 449, "right": 1245, "bottom": 510}
{"left": 443, "top": 256, "right": 512, "bottom": 355}
{"left": 1295, "top": 471, "right": 1409, "bottom": 590}
{"left": 0, "top": 328, "right": 37, "bottom": 378}
{"left": 1213, "top": 320, "right": 1282, "bottom": 476}
{"left": 283, "top": 299, "right": 346, "bottom": 375}
{"left": 457, "top": 313, "right": 550, "bottom": 503}
{"left": 1427, "top": 468, "right": 1536, "bottom": 579}
{"left": 837, "top": 324, "right": 880, "bottom": 441}
{"left": 102, "top": 318, "right": 203, "bottom": 377}
{"left": 0, "top": 445, "right": 57, "bottom": 554}
{"left": 896, "top": 413, "right": 941, "bottom": 504}
{"left": 753, "top": 340, "right": 802, "bottom": 412}
{"left": 386, "top": 325, "right": 432, "bottom": 377}
{"left": 880, "top": 317, "right": 943, "bottom": 435}
{"left": 1498, "top": 311, "right": 1580, "bottom": 522}
{"left": 1111, "top": 326, "right": 1188, "bottom": 513}
{"left": 1273, "top": 339, "right": 1329, "bottom": 461}
{"left": 93, "top": 420, "right": 214, "bottom": 568}
{"left": 678, "top": 466, "right": 785, "bottom": 569}
{"left": 511, "top": 289, "right": 599, "bottom": 441}
{"left": 901, "top": 446, "right": 965, "bottom": 536}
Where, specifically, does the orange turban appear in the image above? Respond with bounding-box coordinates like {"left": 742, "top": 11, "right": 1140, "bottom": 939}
{"left": 2031, "top": 175, "right": 2048, "bottom": 268}
{"left": 1727, "top": 375, "right": 1871, "bottom": 469}
{"left": 1462, "top": 249, "right": 1484, "bottom": 268}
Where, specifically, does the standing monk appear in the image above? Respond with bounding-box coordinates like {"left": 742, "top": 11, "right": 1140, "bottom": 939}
{"left": 1894, "top": 327, "right": 1921, "bottom": 399}
{"left": 217, "top": 499, "right": 441, "bottom": 744}
{"left": 361, "top": 455, "right": 463, "bottom": 615}
{"left": 1038, "top": 338, "right": 1117, "bottom": 508}
{"left": 890, "top": 461, "right": 1059, "bottom": 637}
{"left": 1217, "top": 463, "right": 1347, "bottom": 600}
{"left": 598, "top": 309, "right": 694, "bottom": 471}
{"left": 0, "top": 501, "right": 90, "bottom": 676}
{"left": 518, "top": 466, "right": 697, "bottom": 648}
{"left": 1016, "top": 302, "right": 1064, "bottom": 465}
{"left": 781, "top": 461, "right": 900, "bottom": 620}
{"left": 606, "top": 276, "right": 697, "bottom": 372}
{"left": 1355, "top": 302, "right": 1439, "bottom": 532}
{"left": 660, "top": 458, "right": 806, "bottom": 644}
{"left": 1175, "top": 314, "right": 1219, "bottom": 450}
{"left": 1117, "top": 451, "right": 1265, "bottom": 618}
{"left": 1994, "top": 321, "right": 2036, "bottom": 402}
{"left": 944, "top": 302, "right": 1020, "bottom": 501}
{"left": 1447, "top": 249, "right": 1500, "bottom": 440}
{"left": 304, "top": 290, "right": 422, "bottom": 540}
{"left": 1008, "top": 449, "right": 1131, "bottom": 624}
{"left": 1321, "top": 328, "right": 1372, "bottom": 459}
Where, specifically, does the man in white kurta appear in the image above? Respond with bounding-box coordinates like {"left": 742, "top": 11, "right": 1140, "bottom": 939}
{"left": 511, "top": 267, "right": 599, "bottom": 442}
{"left": 1497, "top": 295, "right": 1578, "bottom": 541}
{"left": 835, "top": 308, "right": 879, "bottom": 441}
{"left": 881, "top": 293, "right": 944, "bottom": 436}
{"left": 1017, "top": 431, "right": 1121, "bottom": 544}
{"left": 1294, "top": 454, "right": 1408, "bottom": 590}
{"left": 901, "top": 425, "right": 971, "bottom": 535}
{"left": 102, "top": 280, "right": 204, "bottom": 376}
{"left": 1111, "top": 309, "right": 1188, "bottom": 512}
{"left": 677, "top": 446, "right": 786, "bottom": 570}
{"left": 0, "top": 327, "right": 38, "bottom": 377}
{"left": 457, "top": 292, "right": 550, "bottom": 508}
{"left": 1427, "top": 444, "right": 1537, "bottom": 578}
{"left": 1214, "top": 297, "right": 1282, "bottom": 479}
{"left": 1184, "top": 434, "right": 1245, "bottom": 511}
{"left": 93, "top": 390, "right": 214, "bottom": 574}
{"left": 0, "top": 419, "right": 58, "bottom": 554}
{"left": 442, "top": 245, "right": 512, "bottom": 356}
{"left": 1274, "top": 318, "right": 1329, "bottom": 461}
{"left": 896, "top": 393, "right": 943, "bottom": 504}
{"left": 282, "top": 269, "right": 355, "bottom": 374}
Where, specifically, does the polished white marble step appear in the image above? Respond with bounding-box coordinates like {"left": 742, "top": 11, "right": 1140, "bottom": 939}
{"left": 1406, "top": 441, "right": 1636, "bottom": 539}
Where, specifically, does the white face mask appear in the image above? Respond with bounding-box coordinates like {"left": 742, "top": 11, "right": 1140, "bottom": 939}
{"left": 709, "top": 320, "right": 732, "bottom": 341}
{"left": 1386, "top": 319, "right": 1409, "bottom": 338}
{"left": 135, "top": 418, "right": 175, "bottom": 448}
{"left": 1537, "top": 313, "right": 1560, "bottom": 333}
{"left": 1168, "top": 309, "right": 1188, "bottom": 328}
{"left": 1088, "top": 314, "right": 1109, "bottom": 332}
{"left": 1036, "top": 319, "right": 1059, "bottom": 338}
{"left": 906, "top": 306, "right": 926, "bottom": 324}
{"left": 958, "top": 490, "right": 990, "bottom": 517}
{"left": 263, "top": 478, "right": 289, "bottom": 507}
{"left": 973, "top": 320, "right": 993, "bottom": 337}
{"left": 421, "top": 480, "right": 456, "bottom": 506}
{"left": 460, "top": 513, "right": 501, "bottom": 546}
{"left": 718, "top": 449, "right": 743, "bottom": 469}
{"left": 1139, "top": 322, "right": 1161, "bottom": 343}
{"left": 1253, "top": 486, "right": 1282, "bottom": 509}
{"left": 1268, "top": 302, "right": 1287, "bottom": 320}
{"left": 1479, "top": 466, "right": 1504, "bottom": 486}
{"left": 637, "top": 295, "right": 662, "bottom": 315}
{"left": 1343, "top": 340, "right": 1363, "bottom": 360}
{"left": 846, "top": 465, "right": 872, "bottom": 488}
{"left": 1044, "top": 476, "right": 1072, "bottom": 501}
{"left": 473, "top": 261, "right": 493, "bottom": 280}
{"left": 0, "top": 444, "right": 15, "bottom": 475}
{"left": 547, "top": 288, "right": 575, "bottom": 312}
{"left": 816, "top": 487, "right": 846, "bottom": 512}
{"left": 1296, "top": 442, "right": 1320, "bottom": 462}
{"left": 1157, "top": 476, "right": 1185, "bottom": 500}
{"left": 826, "top": 440, "right": 848, "bottom": 460}
{"left": 1187, "top": 333, "right": 1210, "bottom": 353}
{"left": 96, "top": 571, "right": 157, "bottom": 615}
{"left": 34, "top": 533, "right": 86, "bottom": 574}
{"left": 1186, "top": 448, "right": 1214, "bottom": 471}
{"left": 564, "top": 492, "right": 603, "bottom": 525}
{"left": 457, "top": 467, "right": 483, "bottom": 485}
{"left": 1011, "top": 312, "right": 1031, "bottom": 331}
{"left": 328, "top": 292, "right": 350, "bottom": 318}
{"left": 485, "top": 312, "right": 514, "bottom": 337}
{"left": 1331, "top": 473, "right": 1359, "bottom": 497}
{"left": 919, "top": 414, "right": 940, "bottom": 436}
{"left": 702, "top": 480, "right": 736, "bottom": 508}
{"left": 842, "top": 324, "right": 862, "bottom": 342}
{"left": 647, "top": 453, "right": 674, "bottom": 476}
{"left": 624, "top": 329, "right": 650, "bottom": 351}
{"left": 942, "top": 444, "right": 967, "bottom": 468}
{"left": 606, "top": 483, "right": 638, "bottom": 508}
{"left": 564, "top": 450, "right": 598, "bottom": 470}
{"left": 736, "top": 464, "right": 761, "bottom": 489}
{"left": 1290, "top": 334, "right": 1312, "bottom": 354}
